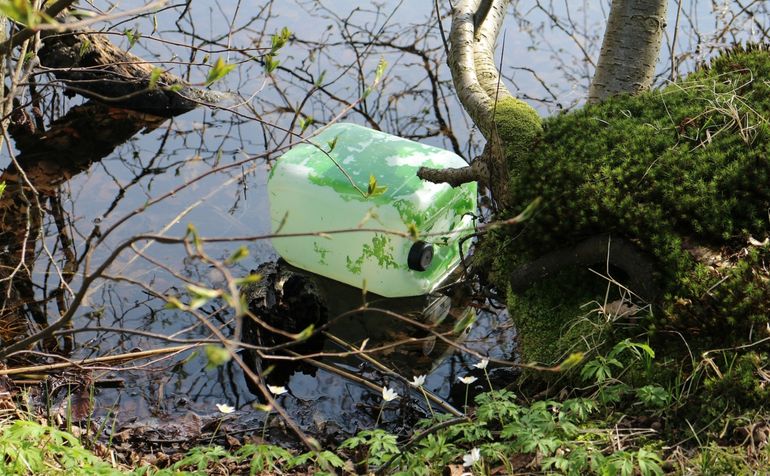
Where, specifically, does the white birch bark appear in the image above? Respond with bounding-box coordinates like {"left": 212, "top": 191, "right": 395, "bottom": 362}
{"left": 421, "top": 0, "right": 541, "bottom": 209}
{"left": 473, "top": 0, "right": 513, "bottom": 104}
{"left": 448, "top": 0, "right": 496, "bottom": 137}
{"left": 588, "top": 0, "right": 668, "bottom": 103}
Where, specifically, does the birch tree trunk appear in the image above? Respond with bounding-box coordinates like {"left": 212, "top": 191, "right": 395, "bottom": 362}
{"left": 588, "top": 0, "right": 668, "bottom": 104}
{"left": 426, "top": 0, "right": 668, "bottom": 208}
{"left": 418, "top": 0, "right": 541, "bottom": 209}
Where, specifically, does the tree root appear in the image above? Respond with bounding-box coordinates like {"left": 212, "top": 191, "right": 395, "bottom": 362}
{"left": 508, "top": 234, "right": 661, "bottom": 303}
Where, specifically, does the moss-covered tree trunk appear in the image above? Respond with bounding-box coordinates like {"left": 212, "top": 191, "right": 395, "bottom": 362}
{"left": 487, "top": 47, "right": 770, "bottom": 367}
{"left": 437, "top": 0, "right": 770, "bottom": 450}
{"left": 423, "top": 0, "right": 667, "bottom": 209}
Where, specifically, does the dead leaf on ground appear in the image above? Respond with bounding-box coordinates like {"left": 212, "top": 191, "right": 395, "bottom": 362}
{"left": 446, "top": 463, "right": 470, "bottom": 476}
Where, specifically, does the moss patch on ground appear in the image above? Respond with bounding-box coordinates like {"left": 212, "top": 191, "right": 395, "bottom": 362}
{"left": 506, "top": 268, "right": 613, "bottom": 365}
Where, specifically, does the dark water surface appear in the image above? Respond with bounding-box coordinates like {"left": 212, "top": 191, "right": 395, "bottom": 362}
{"left": 0, "top": 0, "right": 760, "bottom": 442}
{"left": 2, "top": 0, "right": 519, "bottom": 438}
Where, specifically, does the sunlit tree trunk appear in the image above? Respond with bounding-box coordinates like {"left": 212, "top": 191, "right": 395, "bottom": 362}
{"left": 446, "top": 0, "right": 510, "bottom": 137}
{"left": 425, "top": 0, "right": 669, "bottom": 209}
{"left": 588, "top": 0, "right": 668, "bottom": 103}
{"left": 418, "top": 0, "right": 541, "bottom": 209}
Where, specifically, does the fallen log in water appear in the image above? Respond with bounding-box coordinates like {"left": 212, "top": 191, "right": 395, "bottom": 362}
{"left": 38, "top": 31, "right": 212, "bottom": 116}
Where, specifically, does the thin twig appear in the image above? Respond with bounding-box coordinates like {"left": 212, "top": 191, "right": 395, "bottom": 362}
{"left": 1, "top": 344, "right": 200, "bottom": 375}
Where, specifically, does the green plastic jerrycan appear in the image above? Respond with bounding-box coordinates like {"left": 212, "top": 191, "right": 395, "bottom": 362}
{"left": 268, "top": 123, "right": 477, "bottom": 297}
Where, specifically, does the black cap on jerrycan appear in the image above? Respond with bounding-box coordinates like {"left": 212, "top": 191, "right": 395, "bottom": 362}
{"left": 408, "top": 241, "right": 434, "bottom": 271}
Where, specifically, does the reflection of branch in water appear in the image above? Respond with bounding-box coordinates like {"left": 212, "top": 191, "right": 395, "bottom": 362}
{"left": 0, "top": 101, "right": 167, "bottom": 350}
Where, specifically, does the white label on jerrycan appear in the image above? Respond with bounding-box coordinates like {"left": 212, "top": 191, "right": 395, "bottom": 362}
{"left": 268, "top": 123, "right": 477, "bottom": 297}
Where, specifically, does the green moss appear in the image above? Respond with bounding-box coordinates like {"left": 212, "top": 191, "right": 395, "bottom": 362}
{"left": 484, "top": 49, "right": 770, "bottom": 428}
{"left": 691, "top": 443, "right": 770, "bottom": 475}
{"left": 667, "top": 247, "right": 770, "bottom": 333}
{"left": 493, "top": 97, "right": 542, "bottom": 172}
{"left": 701, "top": 352, "right": 770, "bottom": 411}
{"left": 506, "top": 269, "right": 614, "bottom": 365}
{"left": 486, "top": 47, "right": 770, "bottom": 361}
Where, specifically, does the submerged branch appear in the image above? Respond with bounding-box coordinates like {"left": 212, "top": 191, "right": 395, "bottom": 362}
{"left": 0, "top": 345, "right": 200, "bottom": 375}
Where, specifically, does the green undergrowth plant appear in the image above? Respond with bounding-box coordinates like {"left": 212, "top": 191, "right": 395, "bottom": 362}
{"left": 337, "top": 389, "right": 666, "bottom": 475}
{"left": 125, "top": 335, "right": 770, "bottom": 474}
{"left": 1, "top": 365, "right": 767, "bottom": 476}
{"left": 340, "top": 429, "right": 400, "bottom": 470}
{"left": 135, "top": 443, "right": 352, "bottom": 475}
{"left": 0, "top": 419, "right": 118, "bottom": 475}
{"left": 332, "top": 339, "right": 678, "bottom": 475}
{"left": 0, "top": 414, "right": 340, "bottom": 475}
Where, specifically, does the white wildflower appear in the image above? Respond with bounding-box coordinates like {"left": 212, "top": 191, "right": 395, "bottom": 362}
{"left": 410, "top": 375, "right": 426, "bottom": 387}
{"left": 459, "top": 375, "right": 478, "bottom": 385}
{"left": 216, "top": 403, "right": 235, "bottom": 414}
{"left": 382, "top": 386, "right": 399, "bottom": 402}
{"left": 267, "top": 385, "right": 288, "bottom": 396}
{"left": 462, "top": 447, "right": 481, "bottom": 467}
{"left": 473, "top": 358, "right": 489, "bottom": 370}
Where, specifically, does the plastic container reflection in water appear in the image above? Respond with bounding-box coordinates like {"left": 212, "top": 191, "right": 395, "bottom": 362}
{"left": 268, "top": 123, "right": 477, "bottom": 297}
